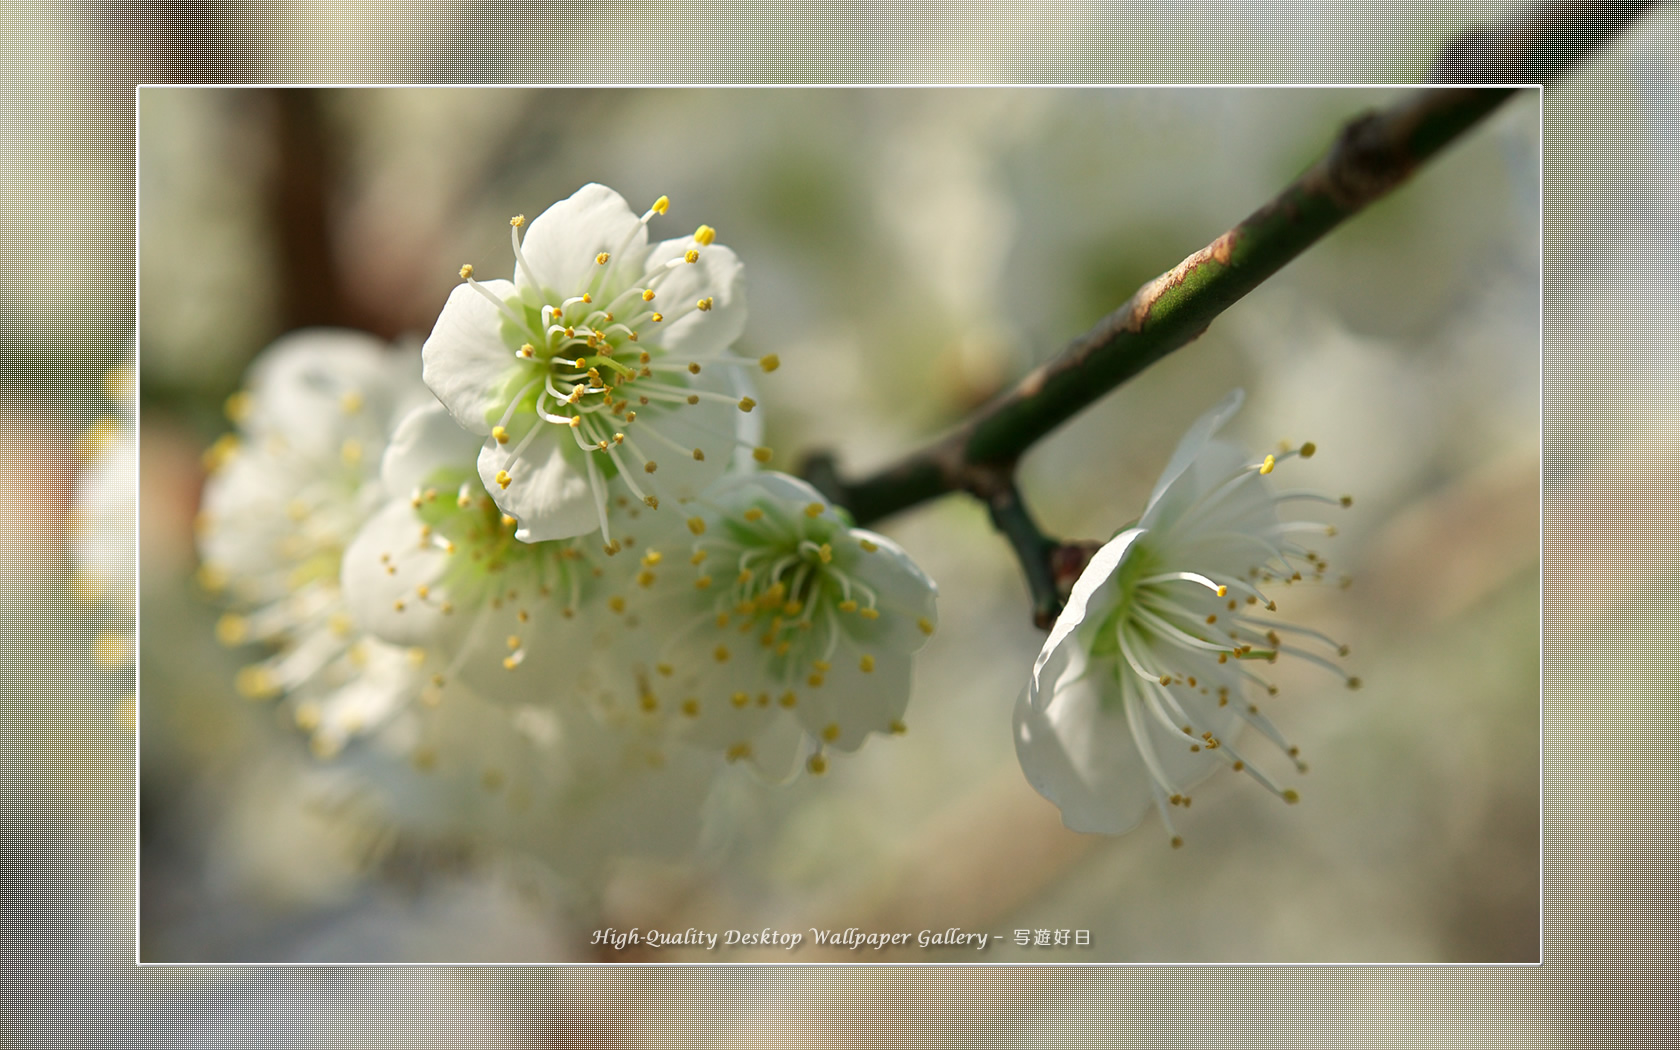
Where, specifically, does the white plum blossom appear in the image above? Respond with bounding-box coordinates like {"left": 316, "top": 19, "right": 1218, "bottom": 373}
{"left": 606, "top": 473, "right": 938, "bottom": 777}
{"left": 341, "top": 401, "right": 650, "bottom": 701}
{"left": 197, "top": 329, "right": 432, "bottom": 756}
{"left": 422, "top": 184, "right": 773, "bottom": 547}
{"left": 1013, "top": 389, "right": 1357, "bottom": 844}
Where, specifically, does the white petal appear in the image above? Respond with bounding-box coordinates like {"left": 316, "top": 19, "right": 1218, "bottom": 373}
{"left": 839, "top": 529, "right": 939, "bottom": 654}
{"left": 1013, "top": 661, "right": 1155, "bottom": 835}
{"left": 1143, "top": 388, "right": 1244, "bottom": 518}
{"left": 1029, "top": 527, "right": 1144, "bottom": 695}
{"left": 421, "top": 279, "right": 521, "bottom": 435}
{"left": 517, "top": 184, "right": 648, "bottom": 300}
{"left": 476, "top": 433, "right": 599, "bottom": 543}
{"left": 341, "top": 500, "right": 451, "bottom": 647}
{"left": 794, "top": 647, "right": 911, "bottom": 752}
{"left": 382, "top": 402, "right": 481, "bottom": 495}
{"left": 641, "top": 238, "right": 747, "bottom": 359}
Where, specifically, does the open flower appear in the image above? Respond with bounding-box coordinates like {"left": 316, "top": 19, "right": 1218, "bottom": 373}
{"left": 422, "top": 184, "right": 771, "bottom": 547}
{"left": 605, "top": 473, "right": 938, "bottom": 777}
{"left": 341, "top": 402, "right": 634, "bottom": 702}
{"left": 1013, "top": 389, "right": 1357, "bottom": 843}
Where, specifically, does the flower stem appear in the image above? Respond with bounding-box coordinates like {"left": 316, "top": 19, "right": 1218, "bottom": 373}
{"left": 803, "top": 1, "right": 1652, "bottom": 533}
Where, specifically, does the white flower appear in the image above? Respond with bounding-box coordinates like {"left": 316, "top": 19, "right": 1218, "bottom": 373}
{"left": 422, "top": 184, "right": 772, "bottom": 546}
{"left": 197, "top": 329, "right": 432, "bottom": 755}
{"left": 607, "top": 473, "right": 938, "bottom": 777}
{"left": 341, "top": 402, "right": 637, "bottom": 700}
{"left": 1013, "top": 389, "right": 1357, "bottom": 844}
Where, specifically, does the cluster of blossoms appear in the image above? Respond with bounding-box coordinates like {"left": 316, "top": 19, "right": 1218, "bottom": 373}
{"left": 196, "top": 182, "right": 1353, "bottom": 871}
{"left": 197, "top": 185, "right": 940, "bottom": 868}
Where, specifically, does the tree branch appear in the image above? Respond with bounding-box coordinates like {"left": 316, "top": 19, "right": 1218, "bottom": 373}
{"left": 805, "top": 1, "right": 1653, "bottom": 531}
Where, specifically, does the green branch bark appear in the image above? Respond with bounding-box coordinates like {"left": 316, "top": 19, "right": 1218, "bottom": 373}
{"left": 806, "top": 1, "right": 1653, "bottom": 532}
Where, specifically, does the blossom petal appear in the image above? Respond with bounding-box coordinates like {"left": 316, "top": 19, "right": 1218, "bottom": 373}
{"left": 382, "top": 402, "right": 481, "bottom": 495}
{"left": 476, "top": 433, "right": 599, "bottom": 543}
{"left": 794, "top": 647, "right": 912, "bottom": 752}
{"left": 341, "top": 499, "right": 452, "bottom": 647}
{"left": 517, "top": 184, "right": 648, "bottom": 301}
{"left": 421, "top": 278, "right": 520, "bottom": 434}
{"left": 1029, "top": 527, "right": 1143, "bottom": 696}
{"left": 642, "top": 238, "right": 747, "bottom": 359}
{"left": 1013, "top": 658, "right": 1154, "bottom": 835}
{"left": 839, "top": 529, "right": 939, "bottom": 654}
{"left": 1142, "top": 388, "right": 1244, "bottom": 521}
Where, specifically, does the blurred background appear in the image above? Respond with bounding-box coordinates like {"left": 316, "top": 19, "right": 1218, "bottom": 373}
{"left": 133, "top": 86, "right": 1539, "bottom": 964}
{"left": 2, "top": 1, "right": 1674, "bottom": 1045}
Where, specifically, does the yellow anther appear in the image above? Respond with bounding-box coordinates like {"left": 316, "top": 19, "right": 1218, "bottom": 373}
{"left": 917, "top": 617, "right": 934, "bottom": 635}
{"left": 644, "top": 460, "right": 658, "bottom": 473}
{"left": 494, "top": 470, "right": 511, "bottom": 489}
{"left": 687, "top": 516, "right": 706, "bottom": 535}
{"left": 889, "top": 719, "right": 907, "bottom": 735}
{"left": 779, "top": 692, "right": 798, "bottom": 709}
{"left": 501, "top": 514, "right": 516, "bottom": 527}
{"left": 459, "top": 263, "right": 474, "bottom": 279}
{"left": 681, "top": 699, "right": 700, "bottom": 717}
{"left": 1283, "top": 789, "right": 1300, "bottom": 804}
{"left": 714, "top": 645, "right": 730, "bottom": 662}
{"left": 821, "top": 723, "right": 841, "bottom": 743}
{"left": 738, "top": 396, "right": 756, "bottom": 412}
{"left": 726, "top": 742, "right": 752, "bottom": 763}
{"left": 640, "top": 550, "right": 663, "bottom": 567}
{"left": 340, "top": 439, "right": 362, "bottom": 465}
{"left": 416, "top": 584, "right": 431, "bottom": 600}
{"left": 692, "top": 448, "right": 705, "bottom": 461}
{"left": 642, "top": 288, "right": 656, "bottom": 301}
{"left": 214, "top": 614, "right": 247, "bottom": 646}
{"left": 636, "top": 570, "right": 656, "bottom": 587}
{"left": 758, "top": 353, "right": 780, "bottom": 373}
{"left": 684, "top": 248, "right": 699, "bottom": 264}
{"left": 492, "top": 425, "right": 509, "bottom": 444}
{"left": 695, "top": 575, "right": 713, "bottom": 589}
{"left": 743, "top": 508, "right": 764, "bottom": 522}
{"left": 1259, "top": 454, "right": 1276, "bottom": 475}
{"left": 693, "top": 224, "right": 716, "bottom": 245}
{"left": 859, "top": 539, "right": 878, "bottom": 552}
{"left": 731, "top": 691, "right": 750, "bottom": 708}
{"left": 341, "top": 390, "right": 364, "bottom": 414}
{"left": 1347, "top": 676, "right": 1363, "bottom": 690}
{"left": 818, "top": 543, "right": 832, "bottom": 563}
{"left": 235, "top": 666, "right": 276, "bottom": 700}
{"left": 608, "top": 596, "right": 626, "bottom": 613}
{"left": 1215, "top": 585, "right": 1228, "bottom": 597}
{"left": 859, "top": 654, "right": 875, "bottom": 673}
{"left": 651, "top": 195, "right": 670, "bottom": 215}
{"left": 639, "top": 692, "right": 658, "bottom": 712}
{"left": 697, "top": 297, "right": 714, "bottom": 312}
{"left": 506, "top": 634, "right": 521, "bottom": 650}
{"left": 811, "top": 660, "right": 831, "bottom": 673}
{"left": 651, "top": 312, "right": 663, "bottom": 322}
{"left": 804, "top": 502, "right": 823, "bottom": 518}
{"left": 838, "top": 599, "right": 858, "bottom": 613}
{"left": 223, "top": 390, "right": 251, "bottom": 422}
{"left": 1340, "top": 495, "right": 1354, "bottom": 507}
{"left": 518, "top": 343, "right": 535, "bottom": 358}
{"left": 509, "top": 214, "right": 525, "bottom": 228}
{"left": 860, "top": 607, "right": 880, "bottom": 620}
{"left": 807, "top": 754, "right": 828, "bottom": 775}
{"left": 1300, "top": 441, "right": 1317, "bottom": 458}
{"left": 596, "top": 251, "right": 610, "bottom": 265}
{"left": 686, "top": 394, "right": 699, "bottom": 404}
